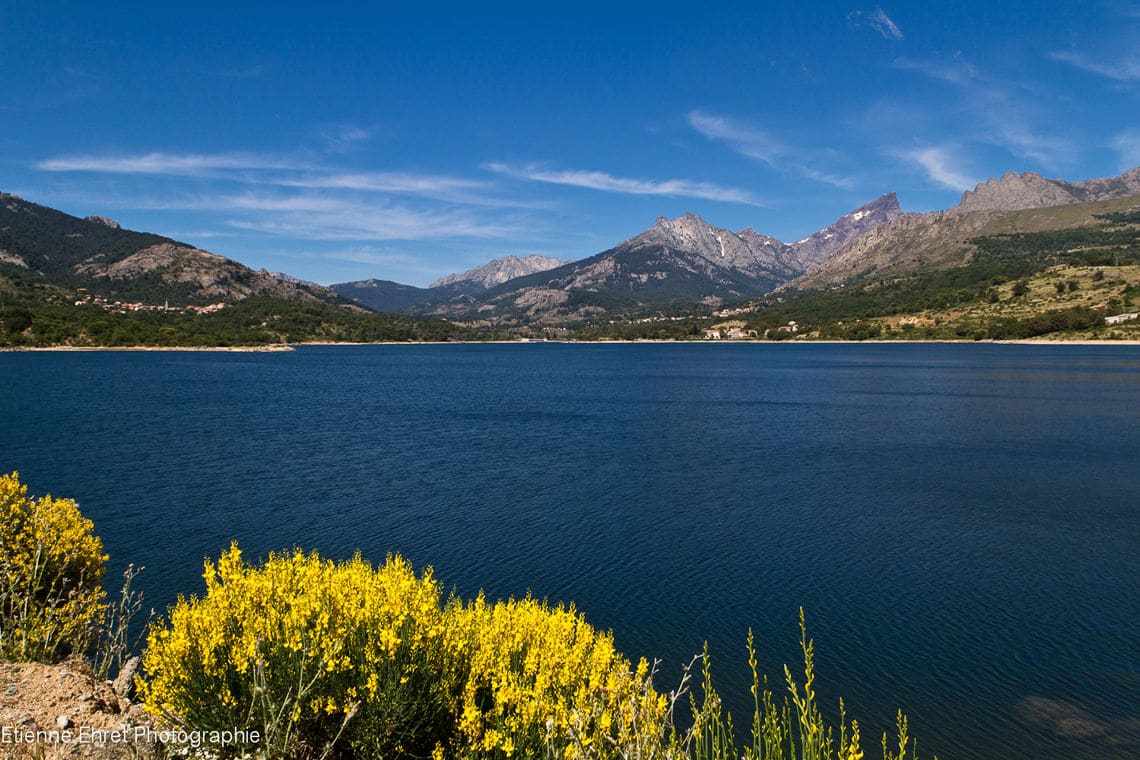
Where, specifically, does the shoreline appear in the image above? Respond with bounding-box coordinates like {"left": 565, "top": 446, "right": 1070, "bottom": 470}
{"left": 3, "top": 338, "right": 1140, "bottom": 351}
{"left": 1, "top": 344, "right": 296, "bottom": 352}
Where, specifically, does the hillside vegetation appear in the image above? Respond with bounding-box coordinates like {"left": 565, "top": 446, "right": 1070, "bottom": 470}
{"left": 0, "top": 285, "right": 482, "bottom": 346}
{"left": 682, "top": 201, "right": 1140, "bottom": 342}
{"left": 0, "top": 193, "right": 490, "bottom": 347}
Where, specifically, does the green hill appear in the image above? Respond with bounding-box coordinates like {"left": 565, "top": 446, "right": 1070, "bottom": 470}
{"left": 727, "top": 199, "right": 1140, "bottom": 341}
{"left": 0, "top": 193, "right": 483, "bottom": 347}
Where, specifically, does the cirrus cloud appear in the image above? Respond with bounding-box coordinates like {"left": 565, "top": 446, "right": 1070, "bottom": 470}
{"left": 849, "top": 7, "right": 905, "bottom": 41}
{"left": 687, "top": 110, "right": 856, "bottom": 189}
{"left": 36, "top": 152, "right": 303, "bottom": 175}
{"left": 483, "top": 162, "right": 765, "bottom": 206}
{"left": 899, "top": 146, "right": 975, "bottom": 191}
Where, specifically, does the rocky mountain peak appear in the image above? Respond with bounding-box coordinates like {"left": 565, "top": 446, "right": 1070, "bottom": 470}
{"left": 650, "top": 212, "right": 708, "bottom": 233}
{"left": 638, "top": 213, "right": 729, "bottom": 253}
{"left": 955, "top": 166, "right": 1140, "bottom": 213}
{"left": 790, "top": 192, "right": 902, "bottom": 269}
{"left": 621, "top": 213, "right": 801, "bottom": 284}
{"left": 956, "top": 172, "right": 1076, "bottom": 213}
{"left": 429, "top": 254, "right": 569, "bottom": 290}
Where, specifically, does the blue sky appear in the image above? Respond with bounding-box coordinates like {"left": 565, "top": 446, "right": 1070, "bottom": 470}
{"left": 3, "top": 1, "right": 1139, "bottom": 286}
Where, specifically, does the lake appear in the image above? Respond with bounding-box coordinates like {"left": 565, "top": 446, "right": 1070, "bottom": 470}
{"left": 1, "top": 343, "right": 1137, "bottom": 760}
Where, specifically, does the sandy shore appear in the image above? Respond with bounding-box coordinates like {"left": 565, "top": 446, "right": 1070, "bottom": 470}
{"left": 2, "top": 344, "right": 295, "bottom": 352}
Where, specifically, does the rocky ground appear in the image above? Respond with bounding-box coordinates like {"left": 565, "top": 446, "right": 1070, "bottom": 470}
{"left": 0, "top": 659, "right": 160, "bottom": 759}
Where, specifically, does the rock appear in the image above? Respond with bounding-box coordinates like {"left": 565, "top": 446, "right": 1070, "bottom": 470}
{"left": 56, "top": 714, "right": 71, "bottom": 729}
{"left": 112, "top": 656, "right": 141, "bottom": 701}
{"left": 5, "top": 683, "right": 16, "bottom": 695}
{"left": 84, "top": 215, "right": 121, "bottom": 229}
{"left": 0, "top": 708, "right": 37, "bottom": 729}
{"left": 1014, "top": 696, "right": 1112, "bottom": 739}
{"left": 956, "top": 166, "right": 1140, "bottom": 213}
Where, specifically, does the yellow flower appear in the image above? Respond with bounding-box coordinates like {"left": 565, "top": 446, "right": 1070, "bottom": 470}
{"left": 0, "top": 472, "right": 107, "bottom": 663}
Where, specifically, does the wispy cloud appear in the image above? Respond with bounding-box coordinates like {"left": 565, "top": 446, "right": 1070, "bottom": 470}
{"left": 220, "top": 195, "right": 530, "bottom": 241}
{"left": 686, "top": 111, "right": 784, "bottom": 165}
{"left": 869, "top": 8, "right": 904, "bottom": 40}
{"left": 36, "top": 150, "right": 528, "bottom": 207}
{"left": 849, "top": 7, "right": 905, "bottom": 40}
{"left": 306, "top": 245, "right": 471, "bottom": 284}
{"left": 270, "top": 171, "right": 535, "bottom": 208}
{"left": 893, "top": 56, "right": 978, "bottom": 85}
{"left": 1112, "top": 130, "right": 1140, "bottom": 168}
{"left": 37, "top": 152, "right": 303, "bottom": 175}
{"left": 898, "top": 147, "right": 975, "bottom": 191}
{"left": 686, "top": 110, "right": 855, "bottom": 189}
{"left": 35, "top": 150, "right": 544, "bottom": 246}
{"left": 41, "top": 189, "right": 529, "bottom": 238}
{"left": 893, "top": 55, "right": 1076, "bottom": 167}
{"left": 1049, "top": 51, "right": 1140, "bottom": 82}
{"left": 484, "top": 162, "right": 765, "bottom": 205}
{"left": 990, "top": 125, "right": 1074, "bottom": 167}
{"left": 317, "top": 246, "right": 446, "bottom": 272}
{"left": 314, "top": 124, "right": 374, "bottom": 153}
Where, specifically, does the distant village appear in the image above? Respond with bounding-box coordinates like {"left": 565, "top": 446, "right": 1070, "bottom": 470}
{"left": 72, "top": 289, "right": 228, "bottom": 315}
{"left": 703, "top": 321, "right": 796, "bottom": 340}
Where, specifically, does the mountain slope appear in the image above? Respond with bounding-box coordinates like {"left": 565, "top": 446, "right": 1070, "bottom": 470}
{"left": 329, "top": 278, "right": 439, "bottom": 313}
{"left": 789, "top": 193, "right": 902, "bottom": 268}
{"left": 427, "top": 199, "right": 901, "bottom": 324}
{"left": 428, "top": 255, "right": 569, "bottom": 291}
{"left": 787, "top": 167, "right": 1140, "bottom": 291}
{"left": 0, "top": 193, "right": 489, "bottom": 347}
{"left": 420, "top": 215, "right": 795, "bottom": 324}
{"left": 331, "top": 255, "right": 570, "bottom": 313}
{"left": 729, "top": 200, "right": 1140, "bottom": 342}
{"left": 0, "top": 193, "right": 341, "bottom": 306}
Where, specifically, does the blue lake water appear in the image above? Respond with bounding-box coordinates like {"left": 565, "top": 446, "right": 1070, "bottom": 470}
{"left": 2, "top": 343, "right": 1137, "bottom": 760}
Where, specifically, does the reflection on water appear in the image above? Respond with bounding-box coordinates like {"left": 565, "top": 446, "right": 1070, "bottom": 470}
{"left": 1014, "top": 696, "right": 1139, "bottom": 759}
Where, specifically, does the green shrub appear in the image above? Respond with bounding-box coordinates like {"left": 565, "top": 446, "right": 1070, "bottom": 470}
{"left": 0, "top": 471, "right": 107, "bottom": 663}
{"left": 652, "top": 612, "right": 926, "bottom": 760}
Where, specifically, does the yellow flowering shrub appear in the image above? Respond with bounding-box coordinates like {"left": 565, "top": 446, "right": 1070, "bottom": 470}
{"left": 140, "top": 545, "right": 460, "bottom": 759}
{"left": 449, "top": 595, "right": 667, "bottom": 759}
{"left": 0, "top": 471, "right": 107, "bottom": 663}
{"left": 140, "top": 546, "right": 668, "bottom": 759}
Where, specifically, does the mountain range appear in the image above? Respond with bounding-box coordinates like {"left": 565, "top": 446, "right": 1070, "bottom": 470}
{"left": 331, "top": 193, "right": 902, "bottom": 323}
{"left": 330, "top": 255, "right": 570, "bottom": 315}
{"left": 3, "top": 165, "right": 1138, "bottom": 338}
